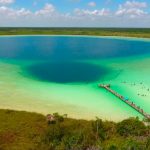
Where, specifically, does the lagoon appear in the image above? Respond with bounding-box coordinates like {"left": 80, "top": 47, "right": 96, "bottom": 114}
{"left": 0, "top": 36, "right": 150, "bottom": 121}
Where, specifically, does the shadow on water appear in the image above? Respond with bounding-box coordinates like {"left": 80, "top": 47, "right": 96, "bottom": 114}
{"left": 26, "top": 62, "right": 110, "bottom": 84}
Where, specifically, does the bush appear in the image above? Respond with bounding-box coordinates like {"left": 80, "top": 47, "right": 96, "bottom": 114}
{"left": 117, "top": 117, "right": 147, "bottom": 136}
{"left": 0, "top": 109, "right": 149, "bottom": 150}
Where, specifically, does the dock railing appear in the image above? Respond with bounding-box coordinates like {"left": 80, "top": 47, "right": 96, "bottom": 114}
{"left": 99, "top": 84, "right": 150, "bottom": 120}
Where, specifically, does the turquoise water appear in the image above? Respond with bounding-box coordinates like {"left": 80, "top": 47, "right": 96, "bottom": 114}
{"left": 0, "top": 35, "right": 150, "bottom": 121}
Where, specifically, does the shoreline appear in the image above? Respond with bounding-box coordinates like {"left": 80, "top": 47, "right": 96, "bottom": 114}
{"left": 0, "top": 108, "right": 142, "bottom": 122}
{"left": 0, "top": 34, "right": 150, "bottom": 42}
{"left": 0, "top": 108, "right": 149, "bottom": 150}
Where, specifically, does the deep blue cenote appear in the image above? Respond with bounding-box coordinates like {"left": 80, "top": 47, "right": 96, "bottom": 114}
{"left": 0, "top": 36, "right": 150, "bottom": 83}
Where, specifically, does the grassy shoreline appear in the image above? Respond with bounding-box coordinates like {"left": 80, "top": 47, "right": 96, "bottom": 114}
{"left": 0, "top": 27, "right": 150, "bottom": 38}
{"left": 0, "top": 109, "right": 150, "bottom": 150}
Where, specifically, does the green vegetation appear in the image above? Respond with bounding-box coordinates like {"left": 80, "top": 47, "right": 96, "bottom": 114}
{"left": 0, "top": 27, "right": 150, "bottom": 38}
{"left": 0, "top": 109, "right": 150, "bottom": 150}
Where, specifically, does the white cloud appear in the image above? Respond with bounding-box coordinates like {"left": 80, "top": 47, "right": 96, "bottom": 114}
{"left": 116, "top": 8, "right": 147, "bottom": 18}
{"left": 0, "top": 3, "right": 56, "bottom": 18}
{"left": 88, "top": 1, "right": 96, "bottom": 7}
{"left": 116, "top": 1, "right": 148, "bottom": 18}
{"left": 74, "top": 8, "right": 110, "bottom": 16}
{"left": 0, "top": 1, "right": 149, "bottom": 27}
{"left": 0, "top": 6, "right": 31, "bottom": 18}
{"left": 124, "top": 1, "right": 147, "bottom": 8}
{"left": 0, "top": 0, "right": 14, "bottom": 4}
{"left": 35, "top": 3, "right": 55, "bottom": 16}
{"left": 17, "top": 8, "right": 31, "bottom": 16}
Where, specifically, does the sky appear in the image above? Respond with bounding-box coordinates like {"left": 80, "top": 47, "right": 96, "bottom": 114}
{"left": 0, "top": 0, "right": 150, "bottom": 27}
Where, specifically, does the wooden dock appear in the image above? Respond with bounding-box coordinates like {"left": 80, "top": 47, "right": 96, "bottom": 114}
{"left": 99, "top": 84, "right": 150, "bottom": 120}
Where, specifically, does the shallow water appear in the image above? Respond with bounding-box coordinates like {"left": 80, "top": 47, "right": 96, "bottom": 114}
{"left": 0, "top": 36, "right": 150, "bottom": 121}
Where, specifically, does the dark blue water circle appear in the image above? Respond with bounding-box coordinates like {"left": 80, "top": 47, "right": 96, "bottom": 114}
{"left": 27, "top": 62, "right": 109, "bottom": 83}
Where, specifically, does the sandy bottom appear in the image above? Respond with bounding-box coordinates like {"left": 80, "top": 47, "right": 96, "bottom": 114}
{"left": 0, "top": 55, "right": 150, "bottom": 121}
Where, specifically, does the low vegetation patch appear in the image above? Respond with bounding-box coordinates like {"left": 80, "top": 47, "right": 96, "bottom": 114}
{"left": 0, "top": 109, "right": 150, "bottom": 150}
{"left": 0, "top": 28, "right": 150, "bottom": 38}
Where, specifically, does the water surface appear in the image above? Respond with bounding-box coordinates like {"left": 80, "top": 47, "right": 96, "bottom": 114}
{"left": 0, "top": 35, "right": 150, "bottom": 121}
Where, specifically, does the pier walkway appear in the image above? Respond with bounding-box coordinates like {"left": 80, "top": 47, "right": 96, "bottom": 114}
{"left": 99, "top": 84, "right": 150, "bottom": 120}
